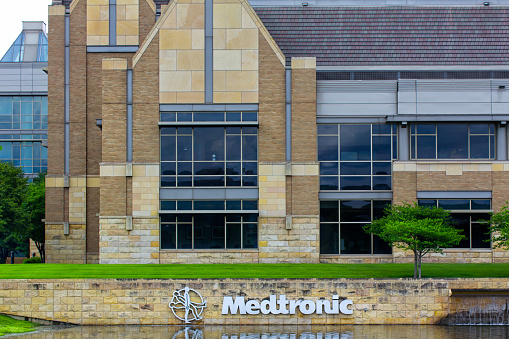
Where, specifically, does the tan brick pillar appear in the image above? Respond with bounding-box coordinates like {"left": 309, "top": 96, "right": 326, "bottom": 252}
{"left": 286, "top": 57, "right": 320, "bottom": 263}
{"left": 46, "top": 5, "right": 87, "bottom": 263}
{"left": 257, "top": 31, "right": 288, "bottom": 263}
{"left": 100, "top": 59, "right": 129, "bottom": 264}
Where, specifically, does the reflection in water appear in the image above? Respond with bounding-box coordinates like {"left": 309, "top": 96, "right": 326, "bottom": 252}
{"left": 11, "top": 325, "right": 509, "bottom": 339}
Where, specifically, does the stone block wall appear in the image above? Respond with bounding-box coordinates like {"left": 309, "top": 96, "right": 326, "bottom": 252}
{"left": 258, "top": 216, "right": 319, "bottom": 263}
{"left": 99, "top": 218, "right": 158, "bottom": 264}
{"left": 1, "top": 278, "right": 508, "bottom": 325}
{"left": 45, "top": 224, "right": 87, "bottom": 264}
{"left": 159, "top": 251, "right": 259, "bottom": 264}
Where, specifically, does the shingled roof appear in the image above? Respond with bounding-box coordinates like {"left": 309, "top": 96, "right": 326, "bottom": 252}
{"left": 254, "top": 6, "right": 509, "bottom": 66}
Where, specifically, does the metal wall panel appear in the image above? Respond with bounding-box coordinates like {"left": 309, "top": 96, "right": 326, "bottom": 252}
{"left": 317, "top": 80, "right": 397, "bottom": 116}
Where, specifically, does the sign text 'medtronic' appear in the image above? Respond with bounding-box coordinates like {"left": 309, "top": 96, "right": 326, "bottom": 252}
{"left": 222, "top": 295, "right": 353, "bottom": 315}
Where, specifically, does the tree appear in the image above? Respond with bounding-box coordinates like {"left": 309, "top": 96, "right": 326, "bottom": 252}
{"left": 0, "top": 162, "right": 28, "bottom": 264}
{"left": 364, "top": 203, "right": 464, "bottom": 278}
{"left": 485, "top": 203, "right": 509, "bottom": 249}
{"left": 22, "top": 172, "right": 46, "bottom": 262}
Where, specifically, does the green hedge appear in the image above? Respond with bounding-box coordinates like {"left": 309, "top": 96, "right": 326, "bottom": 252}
{"left": 22, "top": 257, "right": 42, "bottom": 264}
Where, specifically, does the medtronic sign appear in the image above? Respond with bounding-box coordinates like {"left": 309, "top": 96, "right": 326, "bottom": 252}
{"left": 222, "top": 295, "right": 354, "bottom": 315}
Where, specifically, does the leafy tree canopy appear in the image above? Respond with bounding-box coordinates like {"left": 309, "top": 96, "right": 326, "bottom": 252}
{"left": 22, "top": 172, "right": 46, "bottom": 262}
{"left": 0, "top": 162, "right": 28, "bottom": 263}
{"left": 486, "top": 203, "right": 509, "bottom": 249}
{"left": 364, "top": 203, "right": 464, "bottom": 278}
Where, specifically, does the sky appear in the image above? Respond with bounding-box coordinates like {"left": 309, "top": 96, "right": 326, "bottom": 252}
{"left": 0, "top": 0, "right": 53, "bottom": 58}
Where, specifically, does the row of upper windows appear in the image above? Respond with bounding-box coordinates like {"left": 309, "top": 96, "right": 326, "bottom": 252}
{"left": 158, "top": 123, "right": 499, "bottom": 189}
{"left": 0, "top": 97, "right": 48, "bottom": 130}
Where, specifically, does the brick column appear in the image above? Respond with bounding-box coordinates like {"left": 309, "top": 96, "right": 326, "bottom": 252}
{"left": 46, "top": 5, "right": 87, "bottom": 264}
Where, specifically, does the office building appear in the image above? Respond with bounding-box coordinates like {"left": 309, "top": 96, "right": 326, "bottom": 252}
{"left": 46, "top": 0, "right": 509, "bottom": 264}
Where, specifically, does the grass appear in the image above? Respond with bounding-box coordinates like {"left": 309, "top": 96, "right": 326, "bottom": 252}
{"left": 1, "top": 263, "right": 509, "bottom": 279}
{"left": 0, "top": 314, "right": 38, "bottom": 336}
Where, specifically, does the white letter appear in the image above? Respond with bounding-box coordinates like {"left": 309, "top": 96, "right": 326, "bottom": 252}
{"left": 289, "top": 300, "right": 301, "bottom": 314}
{"left": 260, "top": 297, "right": 272, "bottom": 315}
{"left": 316, "top": 300, "right": 329, "bottom": 314}
{"left": 222, "top": 296, "right": 246, "bottom": 315}
{"left": 330, "top": 295, "right": 339, "bottom": 314}
{"left": 277, "top": 295, "right": 289, "bottom": 315}
{"left": 299, "top": 300, "right": 316, "bottom": 315}
{"left": 246, "top": 300, "right": 260, "bottom": 315}
{"left": 340, "top": 300, "right": 353, "bottom": 315}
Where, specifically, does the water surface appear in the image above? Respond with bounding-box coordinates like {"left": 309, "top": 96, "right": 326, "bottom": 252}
{"left": 11, "top": 325, "right": 509, "bottom": 339}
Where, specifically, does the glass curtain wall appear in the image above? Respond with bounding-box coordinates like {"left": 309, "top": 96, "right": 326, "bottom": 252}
{"left": 0, "top": 96, "right": 48, "bottom": 178}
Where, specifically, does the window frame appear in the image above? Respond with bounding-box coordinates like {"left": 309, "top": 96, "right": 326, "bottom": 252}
{"left": 417, "top": 199, "right": 492, "bottom": 250}
{"left": 160, "top": 212, "right": 259, "bottom": 251}
{"left": 319, "top": 199, "right": 393, "bottom": 256}
{"left": 318, "top": 124, "right": 398, "bottom": 191}
{"left": 160, "top": 126, "right": 258, "bottom": 188}
{"left": 410, "top": 123, "right": 496, "bottom": 160}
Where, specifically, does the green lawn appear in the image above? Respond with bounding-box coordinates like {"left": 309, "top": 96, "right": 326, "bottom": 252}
{"left": 1, "top": 263, "right": 509, "bottom": 279}
{"left": 0, "top": 315, "right": 38, "bottom": 337}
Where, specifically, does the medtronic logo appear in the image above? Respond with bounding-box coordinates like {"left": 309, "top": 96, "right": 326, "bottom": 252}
{"left": 169, "top": 287, "right": 207, "bottom": 323}
{"left": 222, "top": 295, "right": 353, "bottom": 315}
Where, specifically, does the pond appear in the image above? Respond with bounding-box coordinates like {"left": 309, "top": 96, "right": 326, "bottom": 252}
{"left": 10, "top": 325, "right": 509, "bottom": 339}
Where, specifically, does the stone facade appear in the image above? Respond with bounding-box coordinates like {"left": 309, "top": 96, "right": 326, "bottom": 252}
{"left": 1, "top": 278, "right": 508, "bottom": 325}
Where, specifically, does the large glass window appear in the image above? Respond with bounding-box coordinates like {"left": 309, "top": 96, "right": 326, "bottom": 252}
{"left": 418, "top": 199, "right": 491, "bottom": 249}
{"left": 320, "top": 200, "right": 392, "bottom": 255}
{"left": 0, "top": 135, "right": 47, "bottom": 178}
{"left": 160, "top": 213, "right": 258, "bottom": 250}
{"left": 160, "top": 126, "right": 258, "bottom": 187}
{"left": 318, "top": 124, "right": 397, "bottom": 191}
{"left": 0, "top": 96, "right": 48, "bottom": 130}
{"left": 411, "top": 123, "right": 495, "bottom": 160}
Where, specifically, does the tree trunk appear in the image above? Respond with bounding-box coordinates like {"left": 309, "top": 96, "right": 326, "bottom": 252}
{"left": 413, "top": 251, "right": 418, "bottom": 278}
{"left": 0, "top": 247, "right": 8, "bottom": 264}
{"left": 35, "top": 242, "right": 45, "bottom": 263}
{"left": 418, "top": 252, "right": 422, "bottom": 279}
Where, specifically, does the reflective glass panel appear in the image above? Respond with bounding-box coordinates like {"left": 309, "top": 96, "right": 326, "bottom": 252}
{"left": 320, "top": 201, "right": 338, "bottom": 222}
{"left": 437, "top": 124, "right": 468, "bottom": 159}
{"left": 318, "top": 136, "right": 338, "bottom": 161}
{"left": 340, "top": 125, "right": 370, "bottom": 161}
{"left": 340, "top": 162, "right": 370, "bottom": 175}
{"left": 340, "top": 200, "right": 371, "bottom": 222}
{"left": 320, "top": 224, "right": 339, "bottom": 254}
{"left": 340, "top": 177, "right": 371, "bottom": 190}
{"left": 340, "top": 223, "right": 370, "bottom": 254}
{"left": 243, "top": 223, "right": 258, "bottom": 248}
{"left": 438, "top": 199, "right": 470, "bottom": 210}
{"left": 320, "top": 177, "right": 339, "bottom": 191}
{"left": 161, "top": 224, "right": 176, "bottom": 249}
{"left": 226, "top": 224, "right": 242, "bottom": 249}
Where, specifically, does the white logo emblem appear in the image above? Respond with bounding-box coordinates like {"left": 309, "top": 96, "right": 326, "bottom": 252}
{"left": 169, "top": 287, "right": 207, "bottom": 323}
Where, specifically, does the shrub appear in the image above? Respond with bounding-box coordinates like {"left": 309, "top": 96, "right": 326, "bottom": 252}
{"left": 23, "top": 257, "right": 41, "bottom": 264}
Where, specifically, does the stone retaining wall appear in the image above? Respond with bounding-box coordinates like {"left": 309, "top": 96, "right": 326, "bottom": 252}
{"left": 1, "top": 278, "right": 508, "bottom": 325}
